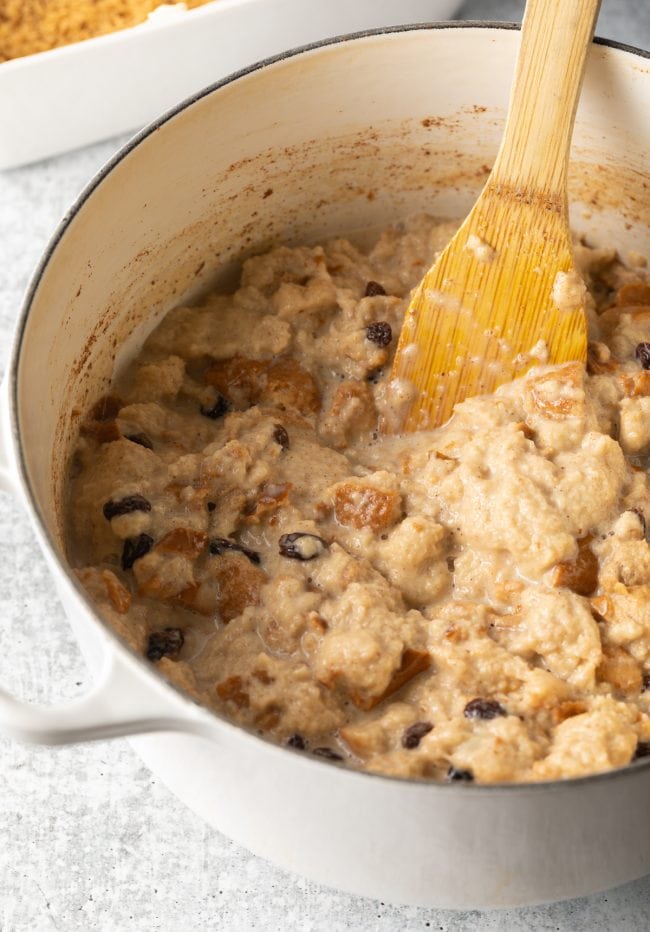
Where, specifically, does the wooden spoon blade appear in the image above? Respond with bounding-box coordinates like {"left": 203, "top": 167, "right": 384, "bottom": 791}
{"left": 391, "top": 192, "right": 588, "bottom": 431}
{"left": 389, "top": 0, "right": 599, "bottom": 432}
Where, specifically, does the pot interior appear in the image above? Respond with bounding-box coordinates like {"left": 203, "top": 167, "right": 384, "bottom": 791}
{"left": 13, "top": 25, "right": 650, "bottom": 549}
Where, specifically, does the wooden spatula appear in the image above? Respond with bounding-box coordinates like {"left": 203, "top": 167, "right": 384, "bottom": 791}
{"left": 390, "top": 0, "right": 600, "bottom": 431}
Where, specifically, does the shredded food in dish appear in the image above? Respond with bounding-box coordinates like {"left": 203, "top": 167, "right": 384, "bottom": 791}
{"left": 0, "top": 1, "right": 213, "bottom": 61}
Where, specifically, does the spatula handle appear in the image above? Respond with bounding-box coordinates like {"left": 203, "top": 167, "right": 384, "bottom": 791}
{"left": 491, "top": 0, "right": 601, "bottom": 203}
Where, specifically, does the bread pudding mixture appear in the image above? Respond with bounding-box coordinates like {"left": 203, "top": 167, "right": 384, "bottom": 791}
{"left": 67, "top": 214, "right": 650, "bottom": 783}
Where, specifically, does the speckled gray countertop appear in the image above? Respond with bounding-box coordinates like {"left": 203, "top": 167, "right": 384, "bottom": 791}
{"left": 1, "top": 3, "right": 649, "bottom": 929}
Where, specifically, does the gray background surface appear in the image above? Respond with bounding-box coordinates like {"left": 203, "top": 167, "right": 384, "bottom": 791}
{"left": 1, "top": 2, "right": 649, "bottom": 929}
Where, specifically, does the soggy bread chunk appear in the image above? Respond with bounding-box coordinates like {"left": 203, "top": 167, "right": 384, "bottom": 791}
{"left": 619, "top": 397, "right": 650, "bottom": 453}
{"left": 204, "top": 551, "right": 268, "bottom": 622}
{"left": 551, "top": 536, "right": 599, "bottom": 596}
{"left": 319, "top": 380, "right": 377, "bottom": 448}
{"left": 125, "top": 355, "right": 185, "bottom": 404}
{"left": 326, "top": 474, "right": 402, "bottom": 532}
{"left": 615, "top": 282, "right": 650, "bottom": 306}
{"left": 76, "top": 567, "right": 145, "bottom": 653}
{"left": 533, "top": 698, "right": 638, "bottom": 780}
{"left": 147, "top": 299, "right": 291, "bottom": 361}
{"left": 525, "top": 362, "right": 585, "bottom": 421}
{"left": 500, "top": 588, "right": 602, "bottom": 691}
{"left": 205, "top": 356, "right": 319, "bottom": 415}
{"left": 596, "top": 644, "right": 643, "bottom": 695}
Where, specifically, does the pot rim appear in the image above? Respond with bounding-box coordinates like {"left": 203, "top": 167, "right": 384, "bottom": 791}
{"left": 10, "top": 22, "right": 650, "bottom": 792}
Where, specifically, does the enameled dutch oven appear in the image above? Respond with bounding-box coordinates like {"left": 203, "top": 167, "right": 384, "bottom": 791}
{"left": 1, "top": 24, "right": 649, "bottom": 909}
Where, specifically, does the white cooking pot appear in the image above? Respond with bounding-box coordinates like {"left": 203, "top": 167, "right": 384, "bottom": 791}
{"left": 2, "top": 25, "right": 650, "bottom": 910}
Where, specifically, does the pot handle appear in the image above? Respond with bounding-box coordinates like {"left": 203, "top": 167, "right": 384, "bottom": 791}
{"left": 0, "top": 647, "right": 211, "bottom": 745}
{"left": 0, "top": 374, "right": 210, "bottom": 745}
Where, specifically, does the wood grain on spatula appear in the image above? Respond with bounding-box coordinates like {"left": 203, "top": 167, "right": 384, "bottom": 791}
{"left": 390, "top": 0, "right": 600, "bottom": 431}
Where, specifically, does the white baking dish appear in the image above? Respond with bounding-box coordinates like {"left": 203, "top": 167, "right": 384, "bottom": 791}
{"left": 0, "top": 0, "right": 461, "bottom": 170}
{"left": 1, "top": 24, "right": 650, "bottom": 909}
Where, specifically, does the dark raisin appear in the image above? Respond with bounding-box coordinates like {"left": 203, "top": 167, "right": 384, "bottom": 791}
{"left": 146, "top": 627, "right": 184, "bottom": 662}
{"left": 642, "top": 673, "right": 650, "bottom": 692}
{"left": 287, "top": 734, "right": 307, "bottom": 750}
{"left": 366, "top": 321, "right": 392, "bottom": 347}
{"left": 207, "top": 501, "right": 217, "bottom": 512}
{"left": 635, "top": 342, "right": 650, "bottom": 369}
{"left": 121, "top": 533, "right": 154, "bottom": 570}
{"left": 209, "top": 537, "right": 261, "bottom": 565}
{"left": 447, "top": 766, "right": 474, "bottom": 782}
{"left": 634, "top": 741, "right": 650, "bottom": 760}
{"left": 312, "top": 747, "right": 343, "bottom": 761}
{"left": 273, "top": 424, "right": 290, "bottom": 451}
{"left": 125, "top": 433, "right": 153, "bottom": 450}
{"left": 464, "top": 698, "right": 507, "bottom": 720}
{"left": 103, "top": 494, "right": 152, "bottom": 521}
{"left": 200, "top": 393, "right": 230, "bottom": 420}
{"left": 402, "top": 721, "right": 433, "bottom": 749}
{"left": 279, "top": 532, "right": 328, "bottom": 561}
{"left": 365, "top": 280, "right": 387, "bottom": 297}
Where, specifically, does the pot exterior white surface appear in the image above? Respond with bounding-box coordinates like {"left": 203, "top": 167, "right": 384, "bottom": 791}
{"left": 4, "top": 26, "right": 650, "bottom": 908}
{"left": 125, "top": 728, "right": 650, "bottom": 908}
{"left": 51, "top": 581, "right": 650, "bottom": 909}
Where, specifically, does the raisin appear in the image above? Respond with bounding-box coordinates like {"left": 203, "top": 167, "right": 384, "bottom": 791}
{"left": 402, "top": 721, "right": 433, "bottom": 749}
{"left": 635, "top": 342, "right": 650, "bottom": 370}
{"left": 273, "top": 424, "right": 290, "bottom": 451}
{"left": 366, "top": 321, "right": 392, "bottom": 347}
{"left": 447, "top": 766, "right": 474, "bottom": 782}
{"left": 207, "top": 501, "right": 217, "bottom": 512}
{"left": 209, "top": 537, "right": 261, "bottom": 565}
{"left": 121, "top": 533, "right": 154, "bottom": 570}
{"left": 279, "top": 532, "right": 328, "bottom": 561}
{"left": 464, "top": 698, "right": 507, "bottom": 720}
{"left": 365, "top": 280, "right": 387, "bottom": 297}
{"left": 312, "top": 747, "right": 343, "bottom": 761}
{"left": 125, "top": 433, "right": 153, "bottom": 450}
{"left": 643, "top": 673, "right": 650, "bottom": 692}
{"left": 200, "top": 393, "right": 230, "bottom": 419}
{"left": 634, "top": 741, "right": 650, "bottom": 760}
{"left": 287, "top": 734, "right": 307, "bottom": 750}
{"left": 103, "top": 494, "right": 151, "bottom": 521}
{"left": 146, "top": 627, "right": 184, "bottom": 662}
